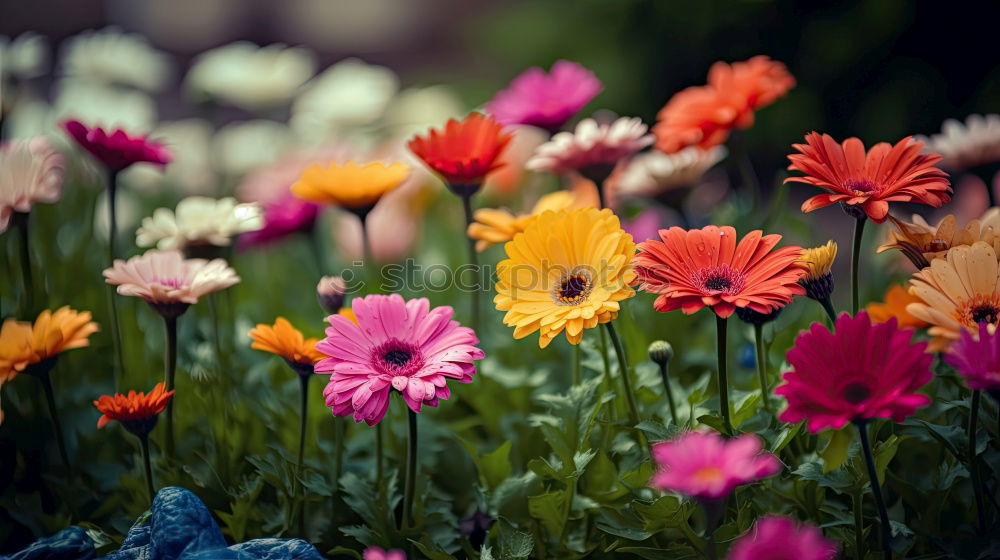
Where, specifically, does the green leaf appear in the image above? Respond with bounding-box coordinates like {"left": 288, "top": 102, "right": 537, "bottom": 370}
{"left": 635, "top": 420, "right": 676, "bottom": 442}
{"left": 497, "top": 517, "right": 534, "bottom": 559}
{"left": 615, "top": 547, "right": 676, "bottom": 559}
{"left": 410, "top": 537, "right": 457, "bottom": 560}
{"left": 326, "top": 546, "right": 362, "bottom": 559}
{"left": 793, "top": 461, "right": 856, "bottom": 494}
{"left": 819, "top": 427, "right": 854, "bottom": 473}
{"left": 481, "top": 441, "right": 514, "bottom": 488}
{"left": 527, "top": 490, "right": 566, "bottom": 536}
{"left": 873, "top": 434, "right": 901, "bottom": 485}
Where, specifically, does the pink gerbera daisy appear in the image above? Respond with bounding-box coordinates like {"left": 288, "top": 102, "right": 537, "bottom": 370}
{"left": 775, "top": 311, "right": 933, "bottom": 433}
{"left": 527, "top": 116, "right": 654, "bottom": 177}
{"left": 650, "top": 430, "right": 781, "bottom": 500}
{"left": 316, "top": 294, "right": 484, "bottom": 426}
{"left": 103, "top": 249, "right": 240, "bottom": 317}
{"left": 946, "top": 322, "right": 1000, "bottom": 393}
{"left": 61, "top": 119, "right": 172, "bottom": 173}
{"left": 363, "top": 547, "right": 406, "bottom": 560}
{"left": 726, "top": 515, "right": 838, "bottom": 560}
{"left": 0, "top": 137, "right": 64, "bottom": 233}
{"left": 486, "top": 60, "right": 602, "bottom": 133}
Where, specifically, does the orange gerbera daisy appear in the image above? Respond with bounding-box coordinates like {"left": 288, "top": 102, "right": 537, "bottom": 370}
{"left": 0, "top": 307, "right": 99, "bottom": 421}
{"left": 291, "top": 161, "right": 410, "bottom": 214}
{"left": 866, "top": 285, "right": 929, "bottom": 329}
{"left": 634, "top": 225, "right": 807, "bottom": 318}
{"left": 408, "top": 113, "right": 513, "bottom": 194}
{"left": 249, "top": 317, "right": 324, "bottom": 368}
{"left": 93, "top": 382, "right": 175, "bottom": 435}
{"left": 654, "top": 56, "right": 794, "bottom": 153}
{"left": 785, "top": 133, "right": 952, "bottom": 223}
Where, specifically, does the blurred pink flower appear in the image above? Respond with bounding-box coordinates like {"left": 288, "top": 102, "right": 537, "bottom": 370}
{"left": 650, "top": 431, "right": 780, "bottom": 500}
{"left": 61, "top": 119, "right": 171, "bottom": 172}
{"left": 316, "top": 294, "right": 484, "bottom": 426}
{"left": 238, "top": 192, "right": 319, "bottom": 247}
{"left": 919, "top": 114, "right": 1000, "bottom": 170}
{"left": 527, "top": 117, "right": 653, "bottom": 177}
{"left": 103, "top": 249, "right": 239, "bottom": 316}
{"left": 0, "top": 137, "right": 64, "bottom": 233}
{"left": 362, "top": 547, "right": 406, "bottom": 560}
{"left": 620, "top": 206, "right": 672, "bottom": 244}
{"left": 726, "top": 515, "right": 837, "bottom": 560}
{"left": 946, "top": 322, "right": 1000, "bottom": 393}
{"left": 486, "top": 60, "right": 602, "bottom": 133}
{"left": 775, "top": 311, "right": 933, "bottom": 433}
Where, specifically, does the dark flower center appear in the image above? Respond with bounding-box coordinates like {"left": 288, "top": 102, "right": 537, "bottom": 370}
{"left": 842, "top": 381, "right": 872, "bottom": 405}
{"left": 844, "top": 178, "right": 878, "bottom": 195}
{"left": 372, "top": 339, "right": 424, "bottom": 377}
{"left": 970, "top": 304, "right": 1000, "bottom": 325}
{"left": 692, "top": 264, "right": 745, "bottom": 295}
{"left": 383, "top": 349, "right": 412, "bottom": 367}
{"left": 553, "top": 271, "right": 592, "bottom": 306}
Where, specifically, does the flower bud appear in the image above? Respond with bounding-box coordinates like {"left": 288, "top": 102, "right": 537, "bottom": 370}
{"left": 648, "top": 340, "right": 674, "bottom": 367}
{"left": 317, "top": 276, "right": 347, "bottom": 315}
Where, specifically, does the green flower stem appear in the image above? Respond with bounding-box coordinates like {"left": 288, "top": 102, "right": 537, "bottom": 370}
{"left": 460, "top": 192, "right": 480, "bottom": 332}
{"left": 296, "top": 373, "right": 310, "bottom": 535}
{"left": 402, "top": 408, "right": 418, "bottom": 529}
{"left": 819, "top": 296, "right": 838, "bottom": 325}
{"left": 358, "top": 211, "right": 380, "bottom": 293}
{"left": 139, "top": 433, "right": 154, "bottom": 506}
{"left": 856, "top": 420, "right": 892, "bottom": 554}
{"left": 657, "top": 360, "right": 679, "bottom": 426}
{"left": 14, "top": 212, "right": 34, "bottom": 314}
{"left": 333, "top": 418, "right": 345, "bottom": 490}
{"left": 106, "top": 170, "right": 125, "bottom": 387}
{"left": 572, "top": 342, "right": 582, "bottom": 386}
{"left": 716, "top": 316, "right": 733, "bottom": 435}
{"left": 752, "top": 323, "right": 773, "bottom": 416}
{"left": 163, "top": 315, "right": 177, "bottom": 460}
{"left": 604, "top": 322, "right": 643, "bottom": 436}
{"left": 38, "top": 368, "right": 72, "bottom": 477}
{"left": 852, "top": 490, "right": 865, "bottom": 560}
{"left": 598, "top": 327, "right": 617, "bottom": 448}
{"left": 851, "top": 217, "right": 866, "bottom": 314}
{"left": 969, "top": 390, "right": 987, "bottom": 534}
{"left": 375, "top": 423, "right": 384, "bottom": 489}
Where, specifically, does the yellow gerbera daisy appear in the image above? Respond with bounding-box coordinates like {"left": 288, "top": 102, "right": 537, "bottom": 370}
{"left": 291, "top": 161, "right": 410, "bottom": 212}
{"left": 494, "top": 207, "right": 636, "bottom": 348}
{"left": 797, "top": 240, "right": 837, "bottom": 281}
{"left": 876, "top": 211, "right": 1000, "bottom": 269}
{"left": 467, "top": 191, "right": 579, "bottom": 252}
{"left": 907, "top": 241, "right": 1000, "bottom": 351}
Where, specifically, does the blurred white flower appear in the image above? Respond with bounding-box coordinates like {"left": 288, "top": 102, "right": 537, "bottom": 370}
{"left": 919, "top": 114, "right": 1000, "bottom": 170}
{"left": 121, "top": 119, "right": 217, "bottom": 195}
{"left": 213, "top": 120, "right": 293, "bottom": 176}
{"left": 185, "top": 42, "right": 316, "bottom": 111}
{"left": 136, "top": 196, "right": 263, "bottom": 250}
{"left": 381, "top": 86, "right": 464, "bottom": 140}
{"left": 59, "top": 27, "right": 171, "bottom": 92}
{"left": 291, "top": 58, "right": 398, "bottom": 138}
{"left": 1, "top": 33, "right": 49, "bottom": 80}
{"left": 52, "top": 79, "right": 157, "bottom": 131}
{"left": 611, "top": 146, "right": 727, "bottom": 200}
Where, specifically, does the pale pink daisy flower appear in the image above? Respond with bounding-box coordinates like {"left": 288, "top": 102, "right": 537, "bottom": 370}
{"left": 650, "top": 430, "right": 781, "bottom": 500}
{"left": 727, "top": 515, "right": 838, "bottom": 560}
{"left": 362, "top": 547, "right": 406, "bottom": 560}
{"left": 485, "top": 60, "right": 602, "bottom": 133}
{"left": 610, "top": 145, "right": 726, "bottom": 201}
{"left": 527, "top": 117, "right": 654, "bottom": 203}
{"left": 316, "top": 294, "right": 484, "bottom": 426}
{"left": 919, "top": 114, "right": 1000, "bottom": 170}
{"left": 103, "top": 249, "right": 240, "bottom": 317}
{"left": 0, "top": 137, "right": 65, "bottom": 233}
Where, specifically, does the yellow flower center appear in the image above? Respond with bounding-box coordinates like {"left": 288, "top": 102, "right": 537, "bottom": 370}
{"left": 693, "top": 467, "right": 724, "bottom": 483}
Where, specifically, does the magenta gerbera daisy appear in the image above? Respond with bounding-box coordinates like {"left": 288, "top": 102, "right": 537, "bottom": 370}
{"left": 650, "top": 430, "right": 780, "bottom": 500}
{"left": 727, "top": 515, "right": 838, "bottom": 560}
{"left": 945, "top": 322, "right": 1000, "bottom": 394}
{"left": 775, "top": 311, "right": 934, "bottom": 433}
{"left": 315, "top": 294, "right": 484, "bottom": 425}
{"left": 485, "top": 60, "right": 602, "bottom": 133}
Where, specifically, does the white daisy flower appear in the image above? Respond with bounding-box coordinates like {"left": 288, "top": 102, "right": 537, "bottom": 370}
{"left": 136, "top": 196, "right": 263, "bottom": 250}
{"left": 919, "top": 114, "right": 1000, "bottom": 170}
{"left": 612, "top": 146, "right": 726, "bottom": 199}
{"left": 59, "top": 27, "right": 171, "bottom": 92}
{"left": 291, "top": 58, "right": 399, "bottom": 138}
{"left": 185, "top": 42, "right": 316, "bottom": 111}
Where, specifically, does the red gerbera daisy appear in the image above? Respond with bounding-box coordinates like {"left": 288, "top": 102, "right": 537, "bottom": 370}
{"left": 408, "top": 113, "right": 513, "bottom": 194}
{"left": 93, "top": 382, "right": 175, "bottom": 436}
{"left": 654, "top": 56, "right": 795, "bottom": 154}
{"left": 785, "top": 132, "right": 952, "bottom": 223}
{"left": 634, "top": 225, "right": 806, "bottom": 318}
